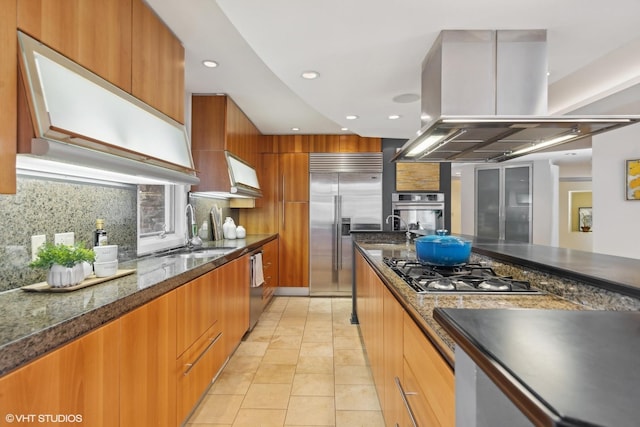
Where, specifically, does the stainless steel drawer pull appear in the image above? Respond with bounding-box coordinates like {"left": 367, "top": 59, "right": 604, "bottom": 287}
{"left": 184, "top": 332, "right": 223, "bottom": 376}
{"left": 395, "top": 376, "right": 418, "bottom": 427}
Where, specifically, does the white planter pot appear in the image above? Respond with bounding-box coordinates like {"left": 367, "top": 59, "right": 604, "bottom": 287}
{"left": 47, "top": 263, "right": 85, "bottom": 288}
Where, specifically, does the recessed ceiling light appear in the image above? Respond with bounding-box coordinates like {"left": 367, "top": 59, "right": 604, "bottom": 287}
{"left": 341, "top": 127, "right": 349, "bottom": 131}
{"left": 301, "top": 71, "right": 320, "bottom": 79}
{"left": 202, "top": 60, "right": 218, "bottom": 68}
{"left": 345, "top": 115, "right": 358, "bottom": 120}
{"left": 388, "top": 114, "right": 401, "bottom": 120}
{"left": 291, "top": 127, "right": 300, "bottom": 131}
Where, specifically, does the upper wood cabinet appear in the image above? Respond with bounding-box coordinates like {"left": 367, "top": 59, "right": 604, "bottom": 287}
{"left": 279, "top": 153, "right": 309, "bottom": 202}
{"left": 191, "top": 95, "right": 262, "bottom": 192}
{"left": 278, "top": 134, "right": 381, "bottom": 153}
{"left": 0, "top": 0, "right": 17, "bottom": 194}
{"left": 0, "top": 321, "right": 120, "bottom": 426}
{"left": 132, "top": 0, "right": 184, "bottom": 123}
{"left": 17, "top": 0, "right": 133, "bottom": 92}
{"left": 338, "top": 135, "right": 381, "bottom": 152}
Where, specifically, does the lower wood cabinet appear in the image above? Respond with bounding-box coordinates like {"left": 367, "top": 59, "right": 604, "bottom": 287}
{"left": 0, "top": 251, "right": 255, "bottom": 427}
{"left": 0, "top": 321, "right": 120, "bottom": 427}
{"left": 403, "top": 312, "right": 455, "bottom": 427}
{"left": 176, "top": 322, "right": 224, "bottom": 424}
{"left": 383, "top": 284, "right": 405, "bottom": 426}
{"left": 219, "top": 254, "right": 250, "bottom": 356}
{"left": 262, "top": 238, "right": 278, "bottom": 308}
{"left": 355, "top": 250, "right": 455, "bottom": 427}
{"left": 120, "top": 290, "right": 177, "bottom": 427}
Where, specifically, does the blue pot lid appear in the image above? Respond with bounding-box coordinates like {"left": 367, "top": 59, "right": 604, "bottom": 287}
{"left": 415, "top": 229, "right": 467, "bottom": 244}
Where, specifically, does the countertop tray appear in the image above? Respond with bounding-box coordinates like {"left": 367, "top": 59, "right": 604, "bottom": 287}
{"left": 21, "top": 269, "right": 136, "bottom": 292}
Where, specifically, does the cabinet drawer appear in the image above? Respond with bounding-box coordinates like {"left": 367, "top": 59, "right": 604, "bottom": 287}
{"left": 403, "top": 314, "right": 455, "bottom": 427}
{"left": 176, "top": 323, "right": 225, "bottom": 424}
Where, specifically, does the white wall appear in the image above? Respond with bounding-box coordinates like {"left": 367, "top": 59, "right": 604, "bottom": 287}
{"left": 592, "top": 123, "right": 640, "bottom": 259}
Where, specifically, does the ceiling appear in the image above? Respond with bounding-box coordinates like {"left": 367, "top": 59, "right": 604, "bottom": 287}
{"left": 145, "top": 0, "right": 640, "bottom": 159}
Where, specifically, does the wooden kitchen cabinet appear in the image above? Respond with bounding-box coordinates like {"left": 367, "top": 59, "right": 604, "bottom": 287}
{"left": 191, "top": 95, "right": 263, "bottom": 192}
{"left": 338, "top": 135, "right": 381, "bottom": 152}
{"left": 383, "top": 284, "right": 405, "bottom": 427}
{"left": 279, "top": 202, "right": 309, "bottom": 287}
{"left": 261, "top": 238, "right": 279, "bottom": 307}
{"left": 120, "top": 290, "right": 177, "bottom": 427}
{"left": 219, "top": 255, "right": 250, "bottom": 356}
{"left": 356, "top": 250, "right": 454, "bottom": 427}
{"left": 239, "top": 153, "right": 280, "bottom": 233}
{"left": 176, "top": 269, "right": 220, "bottom": 357}
{"left": 404, "top": 312, "right": 455, "bottom": 427}
{"left": 0, "top": 0, "right": 17, "bottom": 194}
{"left": 175, "top": 269, "right": 225, "bottom": 424}
{"left": 132, "top": 0, "right": 184, "bottom": 123}
{"left": 274, "top": 135, "right": 311, "bottom": 153}
{"left": 17, "top": 0, "right": 133, "bottom": 92}
{"left": 279, "top": 153, "right": 309, "bottom": 201}
{"left": 0, "top": 321, "right": 120, "bottom": 427}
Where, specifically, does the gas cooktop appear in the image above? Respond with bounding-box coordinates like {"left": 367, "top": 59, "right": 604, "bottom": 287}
{"left": 383, "top": 258, "right": 543, "bottom": 295}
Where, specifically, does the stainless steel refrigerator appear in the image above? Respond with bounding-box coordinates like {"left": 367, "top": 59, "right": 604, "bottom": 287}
{"left": 309, "top": 153, "right": 383, "bottom": 296}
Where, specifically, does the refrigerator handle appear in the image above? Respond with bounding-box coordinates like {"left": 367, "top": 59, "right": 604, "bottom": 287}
{"left": 337, "top": 195, "right": 342, "bottom": 270}
{"left": 334, "top": 195, "right": 340, "bottom": 271}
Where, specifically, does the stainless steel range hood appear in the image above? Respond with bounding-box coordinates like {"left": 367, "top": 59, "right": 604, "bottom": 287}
{"left": 392, "top": 30, "right": 640, "bottom": 162}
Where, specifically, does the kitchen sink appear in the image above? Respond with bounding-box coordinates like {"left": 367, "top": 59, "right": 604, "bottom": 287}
{"left": 163, "top": 246, "right": 236, "bottom": 259}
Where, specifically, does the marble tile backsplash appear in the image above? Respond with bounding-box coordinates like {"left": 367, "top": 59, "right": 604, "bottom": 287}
{"left": 0, "top": 177, "right": 137, "bottom": 291}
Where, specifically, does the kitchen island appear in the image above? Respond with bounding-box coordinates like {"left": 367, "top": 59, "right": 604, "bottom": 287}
{"left": 435, "top": 308, "right": 640, "bottom": 427}
{"left": 351, "top": 231, "right": 640, "bottom": 426}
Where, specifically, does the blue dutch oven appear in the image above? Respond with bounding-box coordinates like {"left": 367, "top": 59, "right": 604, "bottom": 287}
{"left": 415, "top": 230, "right": 472, "bottom": 266}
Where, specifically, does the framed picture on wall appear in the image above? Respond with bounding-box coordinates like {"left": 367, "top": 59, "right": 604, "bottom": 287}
{"left": 578, "top": 207, "right": 592, "bottom": 232}
{"left": 626, "top": 159, "right": 640, "bottom": 200}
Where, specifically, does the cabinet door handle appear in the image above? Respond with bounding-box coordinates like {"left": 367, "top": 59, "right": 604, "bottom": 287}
{"left": 395, "top": 376, "right": 418, "bottom": 427}
{"left": 184, "top": 332, "right": 223, "bottom": 376}
{"left": 281, "top": 175, "right": 286, "bottom": 228}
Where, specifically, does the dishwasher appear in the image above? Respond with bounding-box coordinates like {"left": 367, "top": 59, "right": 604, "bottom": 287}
{"left": 249, "top": 249, "right": 265, "bottom": 331}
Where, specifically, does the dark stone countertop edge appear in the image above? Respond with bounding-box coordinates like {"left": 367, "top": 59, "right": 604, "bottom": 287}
{"left": 0, "top": 234, "right": 277, "bottom": 376}
{"left": 433, "top": 307, "right": 563, "bottom": 427}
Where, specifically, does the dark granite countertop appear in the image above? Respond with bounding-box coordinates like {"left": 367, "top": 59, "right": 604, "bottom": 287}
{"left": 434, "top": 308, "right": 640, "bottom": 427}
{"left": 352, "top": 237, "right": 587, "bottom": 367}
{"left": 464, "top": 235, "right": 640, "bottom": 299}
{"left": 0, "top": 234, "right": 276, "bottom": 376}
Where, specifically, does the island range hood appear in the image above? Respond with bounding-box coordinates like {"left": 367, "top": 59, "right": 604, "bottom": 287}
{"left": 392, "top": 30, "right": 640, "bottom": 162}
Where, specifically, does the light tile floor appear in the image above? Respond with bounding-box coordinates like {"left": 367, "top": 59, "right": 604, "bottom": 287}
{"left": 186, "top": 296, "right": 385, "bottom": 427}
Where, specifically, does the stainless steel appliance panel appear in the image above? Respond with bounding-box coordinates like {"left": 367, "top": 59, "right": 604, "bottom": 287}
{"left": 391, "top": 193, "right": 445, "bottom": 233}
{"left": 310, "top": 172, "right": 382, "bottom": 296}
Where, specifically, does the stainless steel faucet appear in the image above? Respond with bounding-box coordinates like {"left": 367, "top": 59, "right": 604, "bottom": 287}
{"left": 185, "top": 204, "right": 202, "bottom": 247}
{"left": 386, "top": 214, "right": 412, "bottom": 243}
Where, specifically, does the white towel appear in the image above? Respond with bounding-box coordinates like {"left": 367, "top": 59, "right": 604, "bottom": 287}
{"left": 252, "top": 253, "right": 265, "bottom": 287}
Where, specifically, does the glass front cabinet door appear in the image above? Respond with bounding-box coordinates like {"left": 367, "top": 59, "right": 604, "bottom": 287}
{"left": 476, "top": 164, "right": 532, "bottom": 242}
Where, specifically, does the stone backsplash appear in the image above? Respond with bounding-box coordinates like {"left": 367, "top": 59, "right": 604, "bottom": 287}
{"left": 0, "top": 177, "right": 137, "bottom": 291}
{"left": 0, "top": 177, "right": 235, "bottom": 292}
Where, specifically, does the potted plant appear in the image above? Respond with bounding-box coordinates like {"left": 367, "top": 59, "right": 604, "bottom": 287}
{"left": 30, "top": 242, "right": 96, "bottom": 287}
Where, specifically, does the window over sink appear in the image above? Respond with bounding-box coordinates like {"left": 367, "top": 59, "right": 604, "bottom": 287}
{"left": 137, "top": 184, "right": 187, "bottom": 255}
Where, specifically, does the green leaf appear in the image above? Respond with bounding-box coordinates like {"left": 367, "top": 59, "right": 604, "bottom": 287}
{"left": 29, "top": 242, "right": 96, "bottom": 269}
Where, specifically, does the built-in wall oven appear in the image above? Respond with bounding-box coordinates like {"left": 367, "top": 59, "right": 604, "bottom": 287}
{"left": 391, "top": 193, "right": 445, "bottom": 233}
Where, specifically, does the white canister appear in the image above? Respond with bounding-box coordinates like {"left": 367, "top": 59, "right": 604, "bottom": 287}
{"left": 222, "top": 217, "right": 237, "bottom": 239}
{"left": 236, "top": 225, "right": 246, "bottom": 239}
